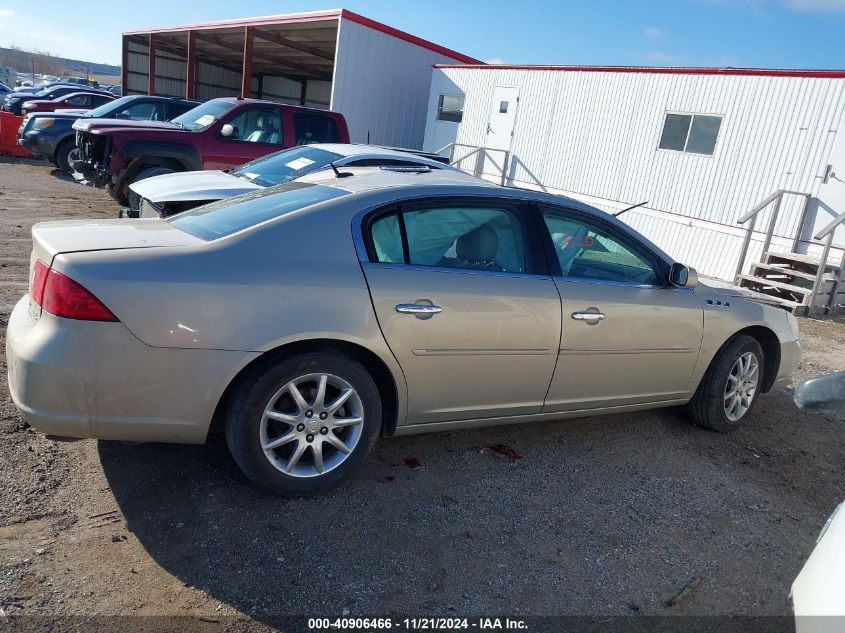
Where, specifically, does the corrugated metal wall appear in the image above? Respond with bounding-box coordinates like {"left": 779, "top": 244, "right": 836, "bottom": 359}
{"left": 423, "top": 68, "right": 845, "bottom": 279}
{"left": 331, "top": 19, "right": 471, "bottom": 149}
{"left": 126, "top": 40, "right": 186, "bottom": 97}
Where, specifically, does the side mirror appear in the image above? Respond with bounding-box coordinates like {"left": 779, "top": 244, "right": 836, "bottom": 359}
{"left": 669, "top": 263, "right": 698, "bottom": 289}
{"left": 794, "top": 371, "right": 845, "bottom": 411}
{"left": 220, "top": 124, "right": 235, "bottom": 138}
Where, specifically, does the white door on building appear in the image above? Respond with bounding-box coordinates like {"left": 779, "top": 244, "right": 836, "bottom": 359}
{"left": 815, "top": 130, "right": 845, "bottom": 249}
{"left": 481, "top": 86, "right": 520, "bottom": 182}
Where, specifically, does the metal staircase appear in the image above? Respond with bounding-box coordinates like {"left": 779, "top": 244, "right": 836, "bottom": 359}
{"left": 734, "top": 190, "right": 845, "bottom": 317}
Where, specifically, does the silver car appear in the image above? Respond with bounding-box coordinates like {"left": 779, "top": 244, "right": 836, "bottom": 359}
{"left": 6, "top": 167, "right": 801, "bottom": 495}
{"left": 125, "top": 143, "right": 458, "bottom": 218}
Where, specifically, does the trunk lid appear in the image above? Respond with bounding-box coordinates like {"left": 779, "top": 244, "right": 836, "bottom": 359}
{"left": 32, "top": 219, "right": 201, "bottom": 263}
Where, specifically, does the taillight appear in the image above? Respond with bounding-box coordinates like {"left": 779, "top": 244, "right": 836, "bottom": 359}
{"left": 31, "top": 259, "right": 49, "bottom": 305}
{"left": 31, "top": 260, "right": 118, "bottom": 322}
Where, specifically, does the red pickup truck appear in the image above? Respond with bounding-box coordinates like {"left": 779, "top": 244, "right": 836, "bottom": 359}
{"left": 73, "top": 97, "right": 350, "bottom": 205}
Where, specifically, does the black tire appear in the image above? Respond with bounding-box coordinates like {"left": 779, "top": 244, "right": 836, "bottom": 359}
{"left": 686, "top": 334, "right": 764, "bottom": 432}
{"left": 55, "top": 138, "right": 79, "bottom": 175}
{"left": 128, "top": 166, "right": 174, "bottom": 211}
{"left": 225, "top": 350, "right": 382, "bottom": 496}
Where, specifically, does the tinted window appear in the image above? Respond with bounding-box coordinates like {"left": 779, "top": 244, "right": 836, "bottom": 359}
{"left": 223, "top": 108, "right": 283, "bottom": 145}
{"left": 65, "top": 94, "right": 89, "bottom": 106}
{"left": 169, "top": 182, "right": 347, "bottom": 240}
{"left": 294, "top": 113, "right": 341, "bottom": 145}
{"left": 370, "top": 203, "right": 528, "bottom": 274}
{"left": 122, "top": 101, "right": 159, "bottom": 120}
{"left": 658, "top": 112, "right": 722, "bottom": 155}
{"left": 437, "top": 94, "right": 464, "bottom": 123}
{"left": 233, "top": 146, "right": 343, "bottom": 187}
{"left": 541, "top": 207, "right": 659, "bottom": 285}
{"left": 86, "top": 95, "right": 136, "bottom": 118}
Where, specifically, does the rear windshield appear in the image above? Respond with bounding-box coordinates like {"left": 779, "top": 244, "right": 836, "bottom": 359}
{"left": 168, "top": 182, "right": 347, "bottom": 240}
{"left": 171, "top": 99, "right": 236, "bottom": 131}
{"left": 233, "top": 146, "right": 343, "bottom": 187}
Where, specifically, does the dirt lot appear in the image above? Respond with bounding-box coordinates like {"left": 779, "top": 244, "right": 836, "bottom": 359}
{"left": 1, "top": 160, "right": 844, "bottom": 628}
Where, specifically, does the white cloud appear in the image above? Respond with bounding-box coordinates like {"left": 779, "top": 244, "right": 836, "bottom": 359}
{"left": 644, "top": 27, "right": 664, "bottom": 38}
{"left": 0, "top": 8, "right": 15, "bottom": 17}
{"left": 783, "top": 0, "right": 845, "bottom": 10}
{"left": 484, "top": 57, "right": 505, "bottom": 65}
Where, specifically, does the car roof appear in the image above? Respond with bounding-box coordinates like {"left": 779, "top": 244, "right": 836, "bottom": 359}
{"left": 293, "top": 143, "right": 455, "bottom": 170}
{"left": 294, "top": 165, "right": 495, "bottom": 191}
{"left": 291, "top": 167, "right": 676, "bottom": 263}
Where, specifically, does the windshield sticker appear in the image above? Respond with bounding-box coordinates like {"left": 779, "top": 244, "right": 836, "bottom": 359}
{"left": 195, "top": 114, "right": 215, "bottom": 126}
{"left": 285, "top": 157, "right": 316, "bottom": 170}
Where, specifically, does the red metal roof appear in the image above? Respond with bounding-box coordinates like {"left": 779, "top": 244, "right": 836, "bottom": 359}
{"left": 123, "top": 8, "right": 481, "bottom": 64}
{"left": 433, "top": 64, "right": 845, "bottom": 79}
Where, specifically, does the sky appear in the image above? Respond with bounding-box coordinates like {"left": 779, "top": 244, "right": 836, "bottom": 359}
{"left": 1, "top": 0, "right": 845, "bottom": 69}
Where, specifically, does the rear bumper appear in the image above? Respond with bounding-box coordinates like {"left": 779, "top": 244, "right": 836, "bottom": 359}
{"left": 773, "top": 338, "right": 802, "bottom": 390}
{"left": 6, "top": 295, "right": 258, "bottom": 444}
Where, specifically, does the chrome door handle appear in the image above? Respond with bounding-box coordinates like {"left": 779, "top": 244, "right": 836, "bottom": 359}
{"left": 396, "top": 304, "right": 442, "bottom": 315}
{"left": 571, "top": 310, "right": 606, "bottom": 324}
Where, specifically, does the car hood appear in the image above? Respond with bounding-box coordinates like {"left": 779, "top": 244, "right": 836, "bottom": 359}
{"left": 26, "top": 110, "right": 84, "bottom": 121}
{"left": 697, "top": 277, "right": 788, "bottom": 308}
{"left": 129, "top": 170, "right": 262, "bottom": 203}
{"left": 73, "top": 118, "right": 181, "bottom": 133}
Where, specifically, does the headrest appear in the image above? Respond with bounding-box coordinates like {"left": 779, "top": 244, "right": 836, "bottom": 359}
{"left": 456, "top": 224, "right": 498, "bottom": 263}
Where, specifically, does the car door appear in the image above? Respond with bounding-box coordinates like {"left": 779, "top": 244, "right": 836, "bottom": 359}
{"left": 537, "top": 203, "right": 704, "bottom": 412}
{"left": 360, "top": 198, "right": 561, "bottom": 425}
{"left": 203, "top": 106, "right": 285, "bottom": 170}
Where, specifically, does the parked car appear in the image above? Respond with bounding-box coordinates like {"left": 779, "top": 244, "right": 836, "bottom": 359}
{"left": 3, "top": 85, "right": 109, "bottom": 115}
{"left": 125, "top": 143, "right": 461, "bottom": 217}
{"left": 11, "top": 80, "right": 79, "bottom": 95}
{"left": 63, "top": 77, "right": 100, "bottom": 89}
{"left": 6, "top": 166, "right": 801, "bottom": 496}
{"left": 106, "top": 84, "right": 122, "bottom": 97}
{"left": 0, "top": 81, "right": 12, "bottom": 94}
{"left": 73, "top": 97, "right": 350, "bottom": 205}
{"left": 19, "top": 95, "right": 201, "bottom": 175}
{"left": 791, "top": 371, "right": 845, "bottom": 630}
{"left": 20, "top": 91, "right": 114, "bottom": 116}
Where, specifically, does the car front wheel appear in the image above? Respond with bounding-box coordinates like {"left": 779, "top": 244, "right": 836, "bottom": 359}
{"left": 686, "top": 334, "right": 764, "bottom": 432}
{"left": 225, "top": 350, "right": 382, "bottom": 496}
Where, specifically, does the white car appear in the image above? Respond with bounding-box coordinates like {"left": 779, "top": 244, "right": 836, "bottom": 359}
{"left": 125, "top": 143, "right": 458, "bottom": 218}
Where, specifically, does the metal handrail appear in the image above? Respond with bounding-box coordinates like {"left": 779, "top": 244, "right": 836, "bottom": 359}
{"left": 435, "top": 142, "right": 512, "bottom": 187}
{"left": 813, "top": 209, "right": 845, "bottom": 240}
{"left": 734, "top": 189, "right": 812, "bottom": 281}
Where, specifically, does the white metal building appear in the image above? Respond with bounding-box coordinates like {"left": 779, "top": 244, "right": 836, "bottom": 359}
{"left": 122, "top": 9, "right": 479, "bottom": 150}
{"left": 422, "top": 65, "right": 845, "bottom": 283}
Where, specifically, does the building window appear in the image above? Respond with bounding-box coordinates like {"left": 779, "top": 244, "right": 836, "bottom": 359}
{"left": 437, "top": 94, "right": 464, "bottom": 123}
{"left": 658, "top": 112, "right": 722, "bottom": 155}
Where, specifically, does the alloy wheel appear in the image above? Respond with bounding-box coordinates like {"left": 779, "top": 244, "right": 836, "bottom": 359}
{"left": 259, "top": 373, "right": 364, "bottom": 478}
{"left": 724, "top": 351, "right": 759, "bottom": 422}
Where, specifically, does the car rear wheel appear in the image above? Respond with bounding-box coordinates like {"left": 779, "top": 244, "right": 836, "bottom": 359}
{"left": 127, "top": 166, "right": 174, "bottom": 212}
{"left": 686, "top": 334, "right": 764, "bottom": 432}
{"left": 55, "top": 139, "right": 80, "bottom": 176}
{"left": 225, "top": 350, "right": 382, "bottom": 496}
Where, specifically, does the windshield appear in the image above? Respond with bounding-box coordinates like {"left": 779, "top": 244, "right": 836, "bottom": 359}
{"left": 86, "top": 95, "right": 135, "bottom": 118}
{"left": 233, "top": 146, "right": 344, "bottom": 187}
{"left": 35, "top": 88, "right": 53, "bottom": 97}
{"left": 170, "top": 99, "right": 236, "bottom": 131}
{"left": 169, "top": 182, "right": 348, "bottom": 240}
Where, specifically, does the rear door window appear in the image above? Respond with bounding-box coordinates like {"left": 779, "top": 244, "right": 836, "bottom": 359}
{"left": 294, "top": 113, "right": 341, "bottom": 145}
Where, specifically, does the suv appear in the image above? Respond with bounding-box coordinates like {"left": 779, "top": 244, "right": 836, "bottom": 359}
{"left": 73, "top": 97, "right": 350, "bottom": 205}
{"left": 19, "top": 95, "right": 199, "bottom": 174}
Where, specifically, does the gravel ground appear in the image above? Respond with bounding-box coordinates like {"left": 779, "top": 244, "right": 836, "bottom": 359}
{"left": 0, "top": 160, "right": 844, "bottom": 628}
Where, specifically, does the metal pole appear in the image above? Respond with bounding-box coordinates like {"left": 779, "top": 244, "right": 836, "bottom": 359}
{"left": 792, "top": 194, "right": 813, "bottom": 253}
{"left": 809, "top": 233, "right": 834, "bottom": 317}
{"left": 241, "top": 27, "right": 253, "bottom": 99}
{"left": 500, "top": 150, "right": 510, "bottom": 187}
{"left": 185, "top": 30, "right": 196, "bottom": 99}
{"left": 735, "top": 214, "right": 758, "bottom": 282}
{"left": 760, "top": 193, "right": 782, "bottom": 257}
{"left": 147, "top": 34, "right": 156, "bottom": 95}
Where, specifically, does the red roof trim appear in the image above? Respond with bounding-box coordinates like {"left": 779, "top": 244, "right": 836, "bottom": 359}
{"left": 339, "top": 10, "right": 481, "bottom": 64}
{"left": 433, "top": 64, "right": 845, "bottom": 79}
